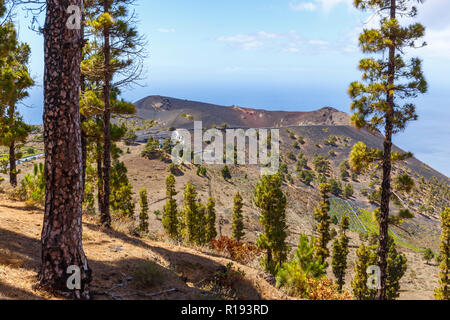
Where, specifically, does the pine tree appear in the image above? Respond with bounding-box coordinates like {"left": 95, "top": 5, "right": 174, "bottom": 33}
{"left": 162, "top": 174, "right": 179, "bottom": 240}
{"left": 332, "top": 216, "right": 350, "bottom": 292}
{"left": 296, "top": 153, "right": 308, "bottom": 171}
{"left": 329, "top": 178, "right": 342, "bottom": 197}
{"left": 350, "top": 0, "right": 427, "bottom": 300}
{"left": 138, "top": 188, "right": 149, "bottom": 234}
{"left": 276, "top": 234, "right": 327, "bottom": 297}
{"left": 194, "top": 201, "right": 207, "bottom": 245}
{"left": 351, "top": 238, "right": 406, "bottom": 300}
{"left": 351, "top": 243, "right": 377, "bottom": 300}
{"left": 385, "top": 238, "right": 407, "bottom": 300}
{"left": 254, "top": 174, "right": 288, "bottom": 275}
{"left": 85, "top": 0, "right": 145, "bottom": 227}
{"left": 0, "top": 1, "right": 4, "bottom": 20}
{"left": 314, "top": 183, "right": 332, "bottom": 266}
{"left": 232, "top": 192, "right": 245, "bottom": 241}
{"left": 343, "top": 183, "right": 354, "bottom": 198}
{"left": 0, "top": 24, "right": 34, "bottom": 187}
{"left": 80, "top": 91, "right": 135, "bottom": 221}
{"left": 422, "top": 248, "right": 434, "bottom": 265}
{"left": 221, "top": 165, "right": 231, "bottom": 180}
{"left": 110, "top": 159, "right": 135, "bottom": 217}
{"left": 40, "top": 0, "right": 91, "bottom": 298}
{"left": 393, "top": 173, "right": 415, "bottom": 194}
{"left": 339, "top": 160, "right": 349, "bottom": 181}
{"left": 205, "top": 197, "right": 217, "bottom": 243}
{"left": 435, "top": 207, "right": 450, "bottom": 300}
{"left": 0, "top": 5, "right": 17, "bottom": 61}
{"left": 182, "top": 182, "right": 198, "bottom": 243}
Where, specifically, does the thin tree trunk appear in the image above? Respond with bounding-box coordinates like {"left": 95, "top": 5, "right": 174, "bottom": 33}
{"left": 81, "top": 118, "right": 87, "bottom": 192}
{"left": 267, "top": 249, "right": 272, "bottom": 270}
{"left": 40, "top": 0, "right": 91, "bottom": 299}
{"left": 7, "top": 103, "right": 17, "bottom": 187}
{"left": 101, "top": 0, "right": 112, "bottom": 227}
{"left": 80, "top": 12, "right": 87, "bottom": 196}
{"left": 377, "top": 0, "right": 396, "bottom": 301}
{"left": 96, "top": 138, "right": 104, "bottom": 214}
{"left": 9, "top": 142, "right": 17, "bottom": 187}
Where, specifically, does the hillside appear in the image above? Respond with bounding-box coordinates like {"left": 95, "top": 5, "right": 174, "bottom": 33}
{"left": 0, "top": 145, "right": 441, "bottom": 300}
{"left": 134, "top": 95, "right": 351, "bottom": 129}
{"left": 133, "top": 96, "right": 447, "bottom": 182}
{"left": 130, "top": 96, "right": 448, "bottom": 249}
{"left": 1, "top": 97, "right": 448, "bottom": 300}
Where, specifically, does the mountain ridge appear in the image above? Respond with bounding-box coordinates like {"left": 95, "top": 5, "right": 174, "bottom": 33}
{"left": 134, "top": 95, "right": 351, "bottom": 129}
{"left": 133, "top": 95, "right": 447, "bottom": 182}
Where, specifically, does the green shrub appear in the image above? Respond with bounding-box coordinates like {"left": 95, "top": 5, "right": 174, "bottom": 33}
{"left": 123, "top": 130, "right": 137, "bottom": 145}
{"left": 276, "top": 234, "right": 326, "bottom": 297}
{"left": 213, "top": 262, "right": 246, "bottom": 288}
{"left": 422, "top": 248, "right": 434, "bottom": 265}
{"left": 141, "top": 137, "right": 160, "bottom": 159}
{"left": 131, "top": 262, "right": 164, "bottom": 289}
{"left": 312, "top": 154, "right": 330, "bottom": 174}
{"left": 168, "top": 163, "right": 181, "bottom": 175}
{"left": 343, "top": 184, "right": 354, "bottom": 198}
{"left": 20, "top": 163, "right": 45, "bottom": 205}
{"left": 110, "top": 160, "right": 135, "bottom": 218}
{"left": 197, "top": 166, "right": 207, "bottom": 177}
{"left": 297, "top": 169, "right": 314, "bottom": 186}
{"left": 222, "top": 165, "right": 231, "bottom": 180}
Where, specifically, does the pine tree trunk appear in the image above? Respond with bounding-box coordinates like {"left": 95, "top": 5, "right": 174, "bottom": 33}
{"left": 9, "top": 142, "right": 17, "bottom": 187}
{"left": 96, "top": 138, "right": 104, "bottom": 214}
{"left": 7, "top": 103, "right": 17, "bottom": 187}
{"left": 40, "top": 0, "right": 91, "bottom": 299}
{"left": 80, "top": 14, "right": 87, "bottom": 197}
{"left": 267, "top": 249, "right": 272, "bottom": 270}
{"left": 81, "top": 117, "right": 87, "bottom": 192}
{"left": 377, "top": 0, "right": 396, "bottom": 301}
{"left": 101, "top": 0, "right": 112, "bottom": 227}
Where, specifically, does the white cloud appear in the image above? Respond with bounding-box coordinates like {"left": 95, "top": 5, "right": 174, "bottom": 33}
{"left": 418, "top": 0, "right": 450, "bottom": 58}
{"left": 289, "top": 0, "right": 352, "bottom": 13}
{"left": 318, "top": 0, "right": 352, "bottom": 12}
{"left": 219, "top": 1, "right": 450, "bottom": 57}
{"left": 423, "top": 26, "right": 450, "bottom": 58}
{"left": 418, "top": 0, "right": 450, "bottom": 30}
{"left": 292, "top": 0, "right": 450, "bottom": 59}
{"left": 217, "top": 34, "right": 265, "bottom": 50}
{"left": 289, "top": 1, "right": 317, "bottom": 11}
{"left": 308, "top": 39, "right": 329, "bottom": 46}
{"left": 157, "top": 28, "right": 176, "bottom": 33}
{"left": 217, "top": 30, "right": 335, "bottom": 54}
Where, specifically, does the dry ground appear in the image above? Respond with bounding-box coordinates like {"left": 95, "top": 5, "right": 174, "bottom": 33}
{"left": 0, "top": 196, "right": 287, "bottom": 300}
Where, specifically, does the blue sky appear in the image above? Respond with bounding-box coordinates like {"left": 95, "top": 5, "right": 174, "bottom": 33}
{"left": 13, "top": 0, "right": 450, "bottom": 176}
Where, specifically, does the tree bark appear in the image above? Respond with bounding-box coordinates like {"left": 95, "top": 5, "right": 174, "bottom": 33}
{"left": 7, "top": 102, "right": 17, "bottom": 187}
{"left": 376, "top": 0, "right": 396, "bottom": 301}
{"left": 80, "top": 12, "right": 87, "bottom": 197}
{"left": 81, "top": 117, "right": 87, "bottom": 193}
{"left": 101, "top": 0, "right": 112, "bottom": 227}
{"left": 96, "top": 138, "right": 104, "bottom": 214}
{"left": 267, "top": 249, "right": 272, "bottom": 270}
{"left": 40, "top": 0, "right": 91, "bottom": 299}
{"left": 9, "top": 142, "right": 17, "bottom": 187}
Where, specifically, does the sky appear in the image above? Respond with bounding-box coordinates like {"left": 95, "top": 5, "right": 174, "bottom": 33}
{"left": 12, "top": 0, "right": 450, "bottom": 176}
